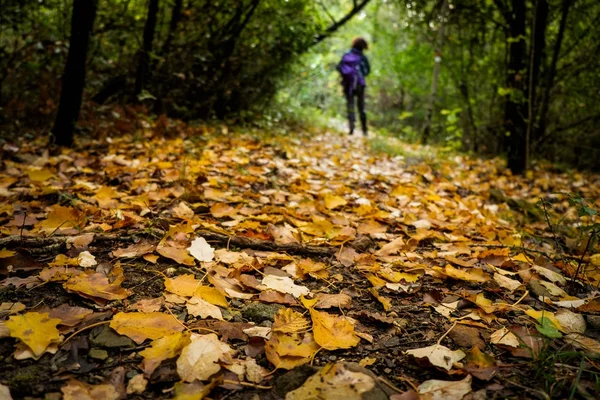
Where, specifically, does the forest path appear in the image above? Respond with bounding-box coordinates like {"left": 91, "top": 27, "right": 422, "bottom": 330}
{"left": 1, "top": 118, "right": 600, "bottom": 399}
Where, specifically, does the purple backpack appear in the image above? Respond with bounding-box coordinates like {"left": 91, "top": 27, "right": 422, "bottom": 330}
{"left": 338, "top": 51, "right": 362, "bottom": 94}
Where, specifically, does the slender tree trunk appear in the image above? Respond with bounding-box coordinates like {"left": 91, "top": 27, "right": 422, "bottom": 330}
{"left": 422, "top": 0, "right": 448, "bottom": 144}
{"left": 51, "top": 0, "right": 98, "bottom": 147}
{"left": 536, "top": 0, "right": 571, "bottom": 144}
{"left": 162, "top": 0, "right": 183, "bottom": 55}
{"left": 504, "top": 0, "right": 528, "bottom": 174}
{"left": 135, "top": 0, "right": 160, "bottom": 97}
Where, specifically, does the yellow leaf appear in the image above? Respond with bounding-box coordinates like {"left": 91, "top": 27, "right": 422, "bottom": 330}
{"left": 591, "top": 254, "right": 600, "bottom": 267}
{"left": 525, "top": 309, "right": 562, "bottom": 331}
{"left": 286, "top": 363, "right": 376, "bottom": 400}
{"left": 512, "top": 253, "right": 533, "bottom": 263}
{"left": 310, "top": 309, "right": 360, "bottom": 350}
{"left": 406, "top": 344, "right": 465, "bottom": 371}
{"left": 140, "top": 332, "right": 191, "bottom": 375}
{"left": 157, "top": 246, "right": 196, "bottom": 266}
{"left": 27, "top": 168, "right": 54, "bottom": 182}
{"left": 165, "top": 274, "right": 201, "bottom": 297}
{"left": 110, "top": 312, "right": 184, "bottom": 344}
{"left": 324, "top": 194, "right": 347, "bottom": 210}
{"left": 272, "top": 308, "right": 311, "bottom": 334}
{"left": 64, "top": 271, "right": 129, "bottom": 303}
{"left": 366, "top": 273, "right": 386, "bottom": 288}
{"left": 37, "top": 205, "right": 86, "bottom": 232}
{"left": 444, "top": 264, "right": 490, "bottom": 283}
{"left": 194, "top": 286, "right": 228, "bottom": 307}
{"left": 0, "top": 249, "right": 16, "bottom": 258}
{"left": 368, "top": 288, "right": 392, "bottom": 311}
{"left": 5, "top": 312, "right": 62, "bottom": 358}
{"left": 265, "top": 332, "right": 319, "bottom": 370}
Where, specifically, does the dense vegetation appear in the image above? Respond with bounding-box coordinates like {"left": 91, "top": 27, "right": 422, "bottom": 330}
{"left": 1, "top": 0, "right": 599, "bottom": 171}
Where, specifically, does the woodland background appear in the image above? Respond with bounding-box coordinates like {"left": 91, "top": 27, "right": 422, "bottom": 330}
{"left": 1, "top": 0, "right": 599, "bottom": 172}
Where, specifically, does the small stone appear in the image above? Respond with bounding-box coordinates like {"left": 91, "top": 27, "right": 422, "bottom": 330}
{"left": 587, "top": 315, "right": 600, "bottom": 329}
{"left": 241, "top": 302, "right": 282, "bottom": 323}
{"left": 384, "top": 336, "right": 400, "bottom": 347}
{"left": 384, "top": 368, "right": 392, "bottom": 374}
{"left": 88, "top": 349, "right": 109, "bottom": 360}
{"left": 90, "top": 325, "right": 135, "bottom": 348}
{"left": 328, "top": 355, "right": 337, "bottom": 361}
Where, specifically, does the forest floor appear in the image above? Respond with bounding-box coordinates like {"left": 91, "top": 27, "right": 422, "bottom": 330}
{"left": 1, "top": 109, "right": 600, "bottom": 400}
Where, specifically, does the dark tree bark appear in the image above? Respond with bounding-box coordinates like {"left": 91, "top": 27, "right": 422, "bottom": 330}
{"left": 134, "top": 0, "right": 160, "bottom": 97}
{"left": 309, "top": 0, "right": 373, "bottom": 48}
{"left": 162, "top": 0, "right": 183, "bottom": 55}
{"left": 501, "top": 0, "right": 528, "bottom": 174}
{"left": 536, "top": 0, "right": 572, "bottom": 144}
{"left": 527, "top": 0, "right": 548, "bottom": 147}
{"left": 51, "top": 0, "right": 98, "bottom": 147}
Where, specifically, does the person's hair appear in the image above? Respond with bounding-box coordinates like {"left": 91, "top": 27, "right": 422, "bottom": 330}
{"left": 352, "top": 37, "right": 368, "bottom": 51}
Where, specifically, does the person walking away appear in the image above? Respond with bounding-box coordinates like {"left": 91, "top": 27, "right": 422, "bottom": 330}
{"left": 337, "top": 37, "right": 370, "bottom": 136}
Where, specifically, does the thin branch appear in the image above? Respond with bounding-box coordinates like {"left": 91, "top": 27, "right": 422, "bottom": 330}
{"left": 309, "top": 0, "right": 373, "bottom": 48}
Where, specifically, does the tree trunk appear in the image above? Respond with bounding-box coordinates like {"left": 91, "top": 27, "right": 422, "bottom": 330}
{"left": 504, "top": 0, "right": 528, "bottom": 174}
{"left": 135, "top": 0, "right": 160, "bottom": 97}
{"left": 527, "top": 0, "right": 548, "bottom": 153}
{"left": 422, "top": 0, "right": 448, "bottom": 145}
{"left": 51, "top": 0, "right": 98, "bottom": 147}
{"left": 162, "top": 0, "right": 183, "bottom": 55}
{"left": 536, "top": 0, "right": 571, "bottom": 145}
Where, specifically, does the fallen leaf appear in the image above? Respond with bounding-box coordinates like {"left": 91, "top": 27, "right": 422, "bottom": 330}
{"left": 77, "top": 251, "right": 97, "bottom": 268}
{"left": 265, "top": 332, "right": 319, "bottom": 370}
{"left": 555, "top": 309, "right": 586, "bottom": 334}
{"left": 565, "top": 333, "right": 600, "bottom": 358}
{"left": 272, "top": 308, "right": 310, "bottom": 333}
{"left": 286, "top": 363, "right": 375, "bottom": 400}
{"left": 0, "top": 249, "right": 16, "bottom": 258}
{"left": 444, "top": 264, "right": 490, "bottom": 283}
{"left": 110, "top": 312, "right": 184, "bottom": 344}
{"left": 463, "top": 347, "right": 497, "bottom": 381}
{"left": 61, "top": 379, "right": 119, "bottom": 400}
{"left": 188, "top": 237, "right": 215, "bottom": 262}
{"left": 5, "top": 312, "right": 62, "bottom": 358}
{"left": 0, "top": 383, "right": 12, "bottom": 400}
{"left": 165, "top": 274, "right": 201, "bottom": 297}
{"left": 490, "top": 327, "right": 519, "bottom": 348}
{"left": 140, "top": 332, "right": 191, "bottom": 375}
{"left": 313, "top": 293, "right": 352, "bottom": 309}
{"left": 64, "top": 271, "right": 129, "bottom": 304}
{"left": 418, "top": 375, "right": 472, "bottom": 400}
{"left": 177, "top": 333, "right": 234, "bottom": 381}
{"left": 324, "top": 194, "right": 347, "bottom": 210}
{"left": 129, "top": 297, "right": 164, "bottom": 313}
{"left": 261, "top": 275, "right": 310, "bottom": 298}
{"left": 310, "top": 309, "right": 360, "bottom": 350}
{"left": 112, "top": 242, "right": 155, "bottom": 258}
{"left": 406, "top": 344, "right": 466, "bottom": 371}
{"left": 186, "top": 296, "right": 223, "bottom": 320}
{"left": 126, "top": 374, "right": 148, "bottom": 395}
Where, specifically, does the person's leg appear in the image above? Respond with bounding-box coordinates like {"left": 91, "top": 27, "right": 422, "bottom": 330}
{"left": 357, "top": 85, "right": 367, "bottom": 136}
{"left": 345, "top": 88, "right": 356, "bottom": 135}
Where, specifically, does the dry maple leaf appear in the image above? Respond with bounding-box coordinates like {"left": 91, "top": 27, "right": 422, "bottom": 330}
{"left": 5, "top": 312, "right": 62, "bottom": 358}
{"left": 64, "top": 271, "right": 129, "bottom": 304}
{"left": 110, "top": 312, "right": 184, "bottom": 344}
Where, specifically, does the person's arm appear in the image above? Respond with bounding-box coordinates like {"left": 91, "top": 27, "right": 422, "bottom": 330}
{"left": 361, "top": 55, "right": 370, "bottom": 77}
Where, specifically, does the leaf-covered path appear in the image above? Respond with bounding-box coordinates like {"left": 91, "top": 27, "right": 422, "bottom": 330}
{"left": 1, "top": 117, "right": 600, "bottom": 399}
